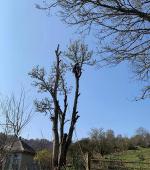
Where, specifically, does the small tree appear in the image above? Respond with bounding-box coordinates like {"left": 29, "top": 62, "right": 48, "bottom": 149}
{"left": 29, "top": 40, "right": 95, "bottom": 169}
{"left": 89, "top": 128, "right": 106, "bottom": 155}
{"left": 0, "top": 90, "right": 32, "bottom": 167}
{"left": 0, "top": 91, "right": 32, "bottom": 137}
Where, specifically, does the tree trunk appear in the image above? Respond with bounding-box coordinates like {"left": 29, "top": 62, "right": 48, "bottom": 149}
{"left": 52, "top": 139, "right": 59, "bottom": 169}
{"left": 58, "top": 148, "right": 67, "bottom": 169}
{"left": 58, "top": 134, "right": 68, "bottom": 169}
{"left": 52, "top": 115, "right": 59, "bottom": 169}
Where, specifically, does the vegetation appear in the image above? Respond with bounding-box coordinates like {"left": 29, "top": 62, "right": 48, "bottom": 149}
{"left": 106, "top": 147, "right": 150, "bottom": 163}
{"left": 67, "top": 127, "right": 150, "bottom": 169}
{"left": 34, "top": 149, "right": 52, "bottom": 168}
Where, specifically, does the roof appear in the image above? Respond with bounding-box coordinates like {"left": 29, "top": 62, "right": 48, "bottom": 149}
{"left": 10, "top": 137, "right": 36, "bottom": 155}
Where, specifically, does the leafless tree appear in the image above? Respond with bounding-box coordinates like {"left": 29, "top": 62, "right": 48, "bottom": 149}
{"left": 0, "top": 90, "right": 32, "bottom": 168}
{"left": 29, "top": 40, "right": 95, "bottom": 170}
{"left": 37, "top": 0, "right": 150, "bottom": 99}
{"left": 0, "top": 90, "right": 32, "bottom": 137}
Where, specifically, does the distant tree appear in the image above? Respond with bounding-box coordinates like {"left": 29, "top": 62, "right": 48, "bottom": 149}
{"left": 29, "top": 40, "right": 95, "bottom": 170}
{"left": 131, "top": 127, "right": 150, "bottom": 147}
{"left": 89, "top": 128, "right": 107, "bottom": 155}
{"left": 135, "top": 127, "right": 149, "bottom": 137}
{"left": 105, "top": 129, "right": 115, "bottom": 153}
{"left": 37, "top": 0, "right": 150, "bottom": 99}
{"left": 89, "top": 128, "right": 130, "bottom": 155}
{"left": 89, "top": 128, "right": 105, "bottom": 141}
{"left": 115, "top": 135, "right": 129, "bottom": 152}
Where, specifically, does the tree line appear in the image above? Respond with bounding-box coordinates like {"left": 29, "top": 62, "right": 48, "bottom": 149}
{"left": 69, "top": 127, "right": 150, "bottom": 157}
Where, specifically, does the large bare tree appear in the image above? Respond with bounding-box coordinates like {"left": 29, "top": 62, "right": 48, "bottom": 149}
{"left": 29, "top": 41, "right": 94, "bottom": 169}
{"left": 36, "top": 0, "right": 150, "bottom": 99}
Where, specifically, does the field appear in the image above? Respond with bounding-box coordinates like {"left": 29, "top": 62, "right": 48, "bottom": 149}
{"left": 93, "top": 148, "right": 150, "bottom": 169}
{"left": 105, "top": 147, "right": 150, "bottom": 163}
{"left": 67, "top": 148, "right": 150, "bottom": 169}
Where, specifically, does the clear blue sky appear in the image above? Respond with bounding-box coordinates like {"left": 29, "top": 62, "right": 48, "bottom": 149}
{"left": 0, "top": 0, "right": 150, "bottom": 140}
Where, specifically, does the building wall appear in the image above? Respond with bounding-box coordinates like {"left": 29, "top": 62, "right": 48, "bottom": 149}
{"left": 20, "top": 153, "right": 35, "bottom": 170}
{"left": 3, "top": 153, "right": 22, "bottom": 170}
{"left": 3, "top": 152, "right": 35, "bottom": 170}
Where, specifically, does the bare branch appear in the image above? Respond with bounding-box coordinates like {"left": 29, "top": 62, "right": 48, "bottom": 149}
{"left": 42, "top": 0, "right": 150, "bottom": 99}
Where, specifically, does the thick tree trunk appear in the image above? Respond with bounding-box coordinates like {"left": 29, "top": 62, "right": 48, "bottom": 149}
{"left": 52, "top": 111, "right": 59, "bottom": 169}
{"left": 57, "top": 133, "right": 68, "bottom": 169}
{"left": 52, "top": 139, "right": 59, "bottom": 169}
{"left": 58, "top": 149, "right": 67, "bottom": 169}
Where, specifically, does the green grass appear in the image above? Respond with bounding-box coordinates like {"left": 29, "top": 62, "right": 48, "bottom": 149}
{"left": 105, "top": 147, "right": 150, "bottom": 163}
{"left": 103, "top": 148, "right": 150, "bottom": 169}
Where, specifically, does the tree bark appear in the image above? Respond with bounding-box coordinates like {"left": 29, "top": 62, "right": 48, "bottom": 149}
{"left": 58, "top": 133, "right": 68, "bottom": 168}
{"left": 52, "top": 118, "right": 59, "bottom": 169}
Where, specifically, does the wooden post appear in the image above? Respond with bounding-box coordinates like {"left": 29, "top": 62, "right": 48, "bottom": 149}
{"left": 85, "top": 152, "right": 91, "bottom": 170}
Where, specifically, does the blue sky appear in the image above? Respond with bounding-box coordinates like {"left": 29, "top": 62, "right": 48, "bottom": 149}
{"left": 0, "top": 0, "right": 150, "bottom": 140}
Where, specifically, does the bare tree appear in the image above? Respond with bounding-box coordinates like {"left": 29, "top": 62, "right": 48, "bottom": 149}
{"left": 0, "top": 90, "right": 32, "bottom": 137}
{"left": 0, "top": 90, "right": 32, "bottom": 168}
{"left": 29, "top": 40, "right": 94, "bottom": 170}
{"left": 37, "top": 0, "right": 150, "bottom": 99}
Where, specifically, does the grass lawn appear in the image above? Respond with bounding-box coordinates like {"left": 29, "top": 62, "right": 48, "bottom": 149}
{"left": 101, "top": 148, "right": 150, "bottom": 169}
{"left": 105, "top": 147, "right": 150, "bottom": 163}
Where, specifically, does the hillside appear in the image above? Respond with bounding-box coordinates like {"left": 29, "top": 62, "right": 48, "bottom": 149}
{"left": 105, "top": 147, "right": 150, "bottom": 163}
{"left": 25, "top": 138, "right": 53, "bottom": 152}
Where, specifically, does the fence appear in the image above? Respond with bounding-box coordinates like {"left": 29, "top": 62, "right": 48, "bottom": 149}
{"left": 85, "top": 153, "right": 150, "bottom": 170}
